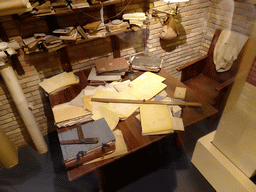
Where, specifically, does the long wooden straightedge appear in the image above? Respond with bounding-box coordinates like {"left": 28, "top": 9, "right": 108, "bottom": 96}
{"left": 91, "top": 98, "right": 202, "bottom": 107}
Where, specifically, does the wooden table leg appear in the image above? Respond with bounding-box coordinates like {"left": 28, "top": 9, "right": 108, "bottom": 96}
{"left": 94, "top": 167, "right": 106, "bottom": 192}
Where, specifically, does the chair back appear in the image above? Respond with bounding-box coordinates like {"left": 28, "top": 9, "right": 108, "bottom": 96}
{"left": 203, "top": 29, "right": 248, "bottom": 83}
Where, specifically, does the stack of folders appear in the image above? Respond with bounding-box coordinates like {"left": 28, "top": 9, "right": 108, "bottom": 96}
{"left": 58, "top": 118, "right": 116, "bottom": 169}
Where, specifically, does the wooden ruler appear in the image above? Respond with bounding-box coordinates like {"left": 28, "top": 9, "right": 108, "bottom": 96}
{"left": 91, "top": 98, "right": 202, "bottom": 107}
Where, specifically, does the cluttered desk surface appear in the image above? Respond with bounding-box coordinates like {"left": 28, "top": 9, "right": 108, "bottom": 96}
{"left": 47, "top": 67, "right": 218, "bottom": 181}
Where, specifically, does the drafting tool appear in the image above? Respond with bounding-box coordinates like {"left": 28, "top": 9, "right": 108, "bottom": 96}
{"left": 91, "top": 98, "right": 202, "bottom": 107}
{"left": 60, "top": 123, "right": 99, "bottom": 145}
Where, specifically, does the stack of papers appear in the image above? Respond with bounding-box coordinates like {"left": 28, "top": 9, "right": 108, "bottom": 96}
{"left": 48, "top": 70, "right": 184, "bottom": 136}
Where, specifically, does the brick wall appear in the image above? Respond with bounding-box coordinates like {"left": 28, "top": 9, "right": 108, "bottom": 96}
{"left": 201, "top": 0, "right": 256, "bottom": 55}
{"left": 0, "top": 0, "right": 255, "bottom": 148}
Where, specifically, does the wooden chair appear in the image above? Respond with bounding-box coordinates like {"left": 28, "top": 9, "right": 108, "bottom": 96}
{"left": 176, "top": 29, "right": 248, "bottom": 117}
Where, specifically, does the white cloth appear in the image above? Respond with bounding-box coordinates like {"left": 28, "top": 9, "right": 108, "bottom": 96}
{"left": 214, "top": 29, "right": 248, "bottom": 72}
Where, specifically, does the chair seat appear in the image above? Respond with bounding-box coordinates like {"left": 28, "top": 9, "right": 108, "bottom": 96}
{"left": 183, "top": 74, "right": 221, "bottom": 105}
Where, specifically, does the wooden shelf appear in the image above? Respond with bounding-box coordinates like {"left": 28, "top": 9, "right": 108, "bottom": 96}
{"left": 35, "top": 0, "right": 124, "bottom": 17}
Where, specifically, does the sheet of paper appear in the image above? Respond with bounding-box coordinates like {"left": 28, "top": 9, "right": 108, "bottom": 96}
{"left": 125, "top": 75, "right": 167, "bottom": 100}
{"left": 104, "top": 91, "right": 139, "bottom": 119}
{"left": 131, "top": 71, "right": 165, "bottom": 86}
{"left": 91, "top": 106, "right": 119, "bottom": 131}
{"left": 84, "top": 85, "right": 104, "bottom": 96}
{"left": 69, "top": 89, "right": 85, "bottom": 108}
{"left": 171, "top": 116, "right": 184, "bottom": 131}
{"left": 140, "top": 104, "right": 173, "bottom": 135}
{"left": 39, "top": 72, "right": 77, "bottom": 94}
{"left": 92, "top": 90, "right": 120, "bottom": 114}
{"left": 83, "top": 95, "right": 93, "bottom": 111}
{"left": 113, "top": 80, "right": 131, "bottom": 92}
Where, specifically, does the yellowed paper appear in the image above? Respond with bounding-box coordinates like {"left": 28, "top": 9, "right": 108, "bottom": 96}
{"left": 131, "top": 71, "right": 165, "bottom": 86}
{"left": 170, "top": 116, "right": 184, "bottom": 131}
{"left": 39, "top": 72, "right": 77, "bottom": 94}
{"left": 140, "top": 104, "right": 173, "bottom": 135}
{"left": 52, "top": 103, "right": 91, "bottom": 123}
{"left": 104, "top": 91, "right": 139, "bottom": 119}
{"left": 92, "top": 90, "right": 120, "bottom": 114}
{"left": 83, "top": 95, "right": 93, "bottom": 111}
{"left": 84, "top": 85, "right": 104, "bottom": 96}
{"left": 113, "top": 80, "right": 131, "bottom": 92}
{"left": 0, "top": 0, "right": 32, "bottom": 16}
{"left": 126, "top": 75, "right": 167, "bottom": 100}
{"left": 91, "top": 106, "right": 119, "bottom": 131}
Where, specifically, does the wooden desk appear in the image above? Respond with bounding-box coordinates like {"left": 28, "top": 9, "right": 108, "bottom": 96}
{"left": 49, "top": 68, "right": 218, "bottom": 181}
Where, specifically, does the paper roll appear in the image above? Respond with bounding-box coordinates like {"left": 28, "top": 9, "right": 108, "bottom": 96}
{"left": 0, "top": 0, "right": 27, "bottom": 11}
{"left": 0, "top": 65, "right": 48, "bottom": 154}
{"left": 0, "top": 129, "right": 19, "bottom": 169}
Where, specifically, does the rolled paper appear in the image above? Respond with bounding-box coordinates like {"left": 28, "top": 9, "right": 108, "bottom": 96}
{"left": 0, "top": 129, "right": 19, "bottom": 169}
{"left": 0, "top": 0, "right": 27, "bottom": 11}
{"left": 0, "top": 64, "right": 48, "bottom": 154}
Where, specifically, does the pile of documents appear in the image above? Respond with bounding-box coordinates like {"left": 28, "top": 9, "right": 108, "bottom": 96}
{"left": 83, "top": 21, "right": 107, "bottom": 39}
{"left": 40, "top": 70, "right": 185, "bottom": 169}
{"left": 39, "top": 70, "right": 184, "bottom": 133}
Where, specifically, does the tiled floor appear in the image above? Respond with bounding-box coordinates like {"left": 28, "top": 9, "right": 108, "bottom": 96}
{"left": 0, "top": 119, "right": 219, "bottom": 192}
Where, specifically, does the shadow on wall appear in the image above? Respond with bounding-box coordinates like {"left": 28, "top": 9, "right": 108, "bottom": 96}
{"left": 159, "top": 14, "right": 186, "bottom": 52}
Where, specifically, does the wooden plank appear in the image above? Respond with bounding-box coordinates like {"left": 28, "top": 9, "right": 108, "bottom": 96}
{"left": 91, "top": 98, "right": 203, "bottom": 107}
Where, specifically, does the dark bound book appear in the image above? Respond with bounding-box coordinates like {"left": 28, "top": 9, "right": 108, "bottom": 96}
{"left": 58, "top": 118, "right": 115, "bottom": 167}
{"left": 131, "top": 55, "right": 163, "bottom": 72}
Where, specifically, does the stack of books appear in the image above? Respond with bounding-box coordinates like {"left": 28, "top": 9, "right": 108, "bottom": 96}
{"left": 83, "top": 21, "right": 106, "bottom": 39}
{"left": 105, "top": 20, "right": 130, "bottom": 33}
{"left": 87, "top": 57, "right": 130, "bottom": 85}
{"left": 52, "top": 26, "right": 79, "bottom": 41}
{"left": 123, "top": 12, "right": 147, "bottom": 27}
